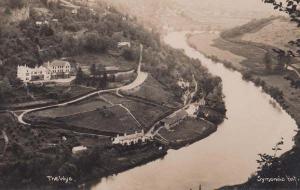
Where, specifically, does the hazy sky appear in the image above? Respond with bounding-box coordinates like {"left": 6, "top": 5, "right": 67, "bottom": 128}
{"left": 177, "top": 0, "right": 278, "bottom": 19}
{"left": 102, "top": 0, "right": 282, "bottom": 30}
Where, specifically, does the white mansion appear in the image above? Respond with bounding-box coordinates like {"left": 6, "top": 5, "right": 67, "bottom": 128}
{"left": 17, "top": 60, "right": 71, "bottom": 82}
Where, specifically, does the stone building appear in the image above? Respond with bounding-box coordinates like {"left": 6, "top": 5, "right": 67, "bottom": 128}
{"left": 17, "top": 60, "right": 71, "bottom": 82}
{"left": 112, "top": 130, "right": 153, "bottom": 146}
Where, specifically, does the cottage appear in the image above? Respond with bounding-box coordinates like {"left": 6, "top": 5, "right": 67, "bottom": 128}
{"left": 35, "top": 20, "right": 49, "bottom": 26}
{"left": 112, "top": 130, "right": 153, "bottom": 146}
{"left": 161, "top": 110, "right": 188, "bottom": 130}
{"left": 177, "top": 78, "right": 190, "bottom": 89}
{"left": 118, "top": 42, "right": 131, "bottom": 48}
{"left": 35, "top": 21, "right": 43, "bottom": 26}
{"left": 72, "top": 146, "right": 87, "bottom": 154}
{"left": 17, "top": 60, "right": 71, "bottom": 82}
{"left": 71, "top": 9, "right": 78, "bottom": 14}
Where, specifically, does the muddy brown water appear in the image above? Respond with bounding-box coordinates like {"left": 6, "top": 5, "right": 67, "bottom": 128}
{"left": 91, "top": 31, "right": 297, "bottom": 190}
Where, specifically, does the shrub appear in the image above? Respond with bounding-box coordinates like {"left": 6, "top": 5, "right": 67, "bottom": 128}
{"left": 122, "top": 48, "right": 137, "bottom": 61}
{"left": 267, "top": 86, "right": 283, "bottom": 99}
{"left": 7, "top": 0, "right": 25, "bottom": 9}
{"left": 242, "top": 70, "right": 253, "bottom": 81}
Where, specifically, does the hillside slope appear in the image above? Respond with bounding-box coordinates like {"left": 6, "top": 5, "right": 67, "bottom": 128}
{"left": 0, "top": 1, "right": 226, "bottom": 189}
{"left": 0, "top": 0, "right": 224, "bottom": 108}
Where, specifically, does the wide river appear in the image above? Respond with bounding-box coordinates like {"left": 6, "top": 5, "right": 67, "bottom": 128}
{"left": 91, "top": 31, "right": 297, "bottom": 190}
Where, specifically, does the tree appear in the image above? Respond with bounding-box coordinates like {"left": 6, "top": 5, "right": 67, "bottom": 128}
{"left": 274, "top": 49, "right": 292, "bottom": 70}
{"left": 0, "top": 77, "right": 12, "bottom": 103}
{"left": 62, "top": 35, "right": 81, "bottom": 56}
{"left": 82, "top": 32, "right": 110, "bottom": 53}
{"left": 90, "top": 64, "right": 96, "bottom": 76}
{"left": 200, "top": 77, "right": 222, "bottom": 96}
{"left": 40, "top": 25, "right": 54, "bottom": 37}
{"left": 267, "top": 86, "right": 283, "bottom": 99}
{"left": 98, "top": 72, "right": 107, "bottom": 89}
{"left": 7, "top": 0, "right": 25, "bottom": 9}
{"left": 83, "top": 32, "right": 100, "bottom": 52}
{"left": 75, "top": 67, "right": 84, "bottom": 84}
{"left": 263, "top": 0, "right": 300, "bottom": 56}
{"left": 264, "top": 52, "right": 273, "bottom": 71}
{"left": 256, "top": 138, "right": 285, "bottom": 180}
{"left": 122, "top": 48, "right": 137, "bottom": 61}
{"left": 10, "top": 142, "right": 25, "bottom": 157}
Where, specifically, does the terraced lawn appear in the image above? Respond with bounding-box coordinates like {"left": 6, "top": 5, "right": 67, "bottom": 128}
{"left": 121, "top": 75, "right": 181, "bottom": 108}
{"left": 28, "top": 98, "right": 110, "bottom": 118}
{"left": 61, "top": 106, "right": 140, "bottom": 134}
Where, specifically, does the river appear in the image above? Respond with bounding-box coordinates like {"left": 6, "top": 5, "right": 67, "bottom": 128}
{"left": 91, "top": 31, "right": 297, "bottom": 190}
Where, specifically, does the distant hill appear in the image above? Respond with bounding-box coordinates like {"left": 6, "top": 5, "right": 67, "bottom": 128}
{"left": 100, "top": 0, "right": 277, "bottom": 32}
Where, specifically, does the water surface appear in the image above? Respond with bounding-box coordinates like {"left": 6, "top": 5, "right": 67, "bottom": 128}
{"left": 91, "top": 31, "right": 297, "bottom": 190}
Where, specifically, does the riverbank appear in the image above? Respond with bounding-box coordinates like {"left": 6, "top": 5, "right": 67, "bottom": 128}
{"left": 187, "top": 17, "right": 300, "bottom": 133}
{"left": 87, "top": 31, "right": 297, "bottom": 190}
{"left": 0, "top": 119, "right": 220, "bottom": 190}
{"left": 187, "top": 18, "right": 300, "bottom": 189}
{"left": 1, "top": 88, "right": 224, "bottom": 190}
{"left": 188, "top": 32, "right": 300, "bottom": 127}
{"left": 159, "top": 118, "right": 218, "bottom": 150}
{"left": 2, "top": 143, "right": 168, "bottom": 190}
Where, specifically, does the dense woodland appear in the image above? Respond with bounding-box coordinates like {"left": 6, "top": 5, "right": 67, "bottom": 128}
{"left": 0, "top": 0, "right": 224, "bottom": 109}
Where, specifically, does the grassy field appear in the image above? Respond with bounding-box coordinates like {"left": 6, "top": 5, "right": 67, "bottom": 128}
{"left": 159, "top": 118, "right": 216, "bottom": 148}
{"left": 188, "top": 17, "right": 300, "bottom": 123}
{"left": 241, "top": 17, "right": 300, "bottom": 52}
{"left": 122, "top": 100, "right": 172, "bottom": 130}
{"left": 6, "top": 85, "right": 95, "bottom": 109}
{"left": 101, "top": 93, "right": 173, "bottom": 129}
{"left": 187, "top": 33, "right": 246, "bottom": 70}
{"left": 61, "top": 106, "right": 140, "bottom": 134}
{"left": 28, "top": 98, "right": 110, "bottom": 118}
{"left": 187, "top": 17, "right": 300, "bottom": 73}
{"left": 121, "top": 75, "right": 181, "bottom": 108}
{"left": 213, "top": 37, "right": 267, "bottom": 72}
{"left": 28, "top": 91, "right": 173, "bottom": 133}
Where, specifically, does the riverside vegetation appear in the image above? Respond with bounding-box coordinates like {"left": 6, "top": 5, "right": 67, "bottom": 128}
{"left": 187, "top": 1, "right": 300, "bottom": 189}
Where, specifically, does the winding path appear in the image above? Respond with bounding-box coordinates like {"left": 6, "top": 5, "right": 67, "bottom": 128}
{"left": 17, "top": 44, "right": 147, "bottom": 125}
{"left": 91, "top": 31, "right": 298, "bottom": 190}
{"left": 99, "top": 94, "right": 142, "bottom": 128}
{"left": 1, "top": 130, "right": 8, "bottom": 156}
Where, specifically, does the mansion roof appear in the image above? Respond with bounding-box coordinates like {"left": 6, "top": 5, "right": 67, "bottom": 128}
{"left": 45, "top": 60, "right": 70, "bottom": 67}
